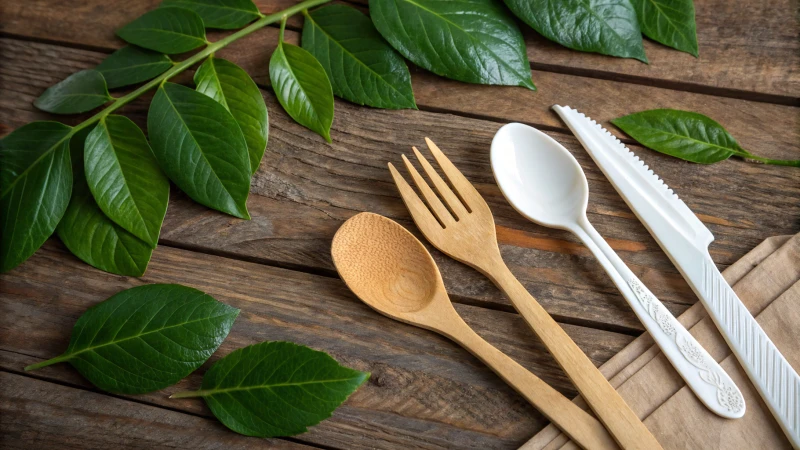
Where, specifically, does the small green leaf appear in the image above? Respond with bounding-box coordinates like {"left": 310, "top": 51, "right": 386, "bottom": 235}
{"left": 612, "top": 109, "right": 742, "bottom": 164}
{"left": 195, "top": 57, "right": 268, "bottom": 174}
{"left": 34, "top": 70, "right": 113, "bottom": 114}
{"left": 171, "top": 341, "right": 369, "bottom": 437}
{"left": 117, "top": 7, "right": 207, "bottom": 54}
{"left": 504, "top": 0, "right": 647, "bottom": 62}
{"left": 57, "top": 128, "right": 154, "bottom": 276}
{"left": 84, "top": 115, "right": 169, "bottom": 247}
{"left": 270, "top": 38, "right": 334, "bottom": 142}
{"left": 0, "top": 122, "right": 73, "bottom": 272}
{"left": 148, "top": 82, "right": 251, "bottom": 218}
{"left": 614, "top": 110, "right": 800, "bottom": 166}
{"left": 302, "top": 4, "right": 416, "bottom": 110}
{"left": 96, "top": 46, "right": 174, "bottom": 89}
{"left": 160, "top": 0, "right": 261, "bottom": 29}
{"left": 370, "top": 0, "right": 534, "bottom": 89}
{"left": 630, "top": 0, "right": 698, "bottom": 57}
{"left": 25, "top": 284, "right": 240, "bottom": 395}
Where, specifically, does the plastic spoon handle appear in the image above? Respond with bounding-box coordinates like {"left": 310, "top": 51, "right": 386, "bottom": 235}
{"left": 574, "top": 215, "right": 745, "bottom": 419}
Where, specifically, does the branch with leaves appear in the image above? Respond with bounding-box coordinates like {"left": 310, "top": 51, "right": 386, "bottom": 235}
{"left": 0, "top": 0, "right": 709, "bottom": 277}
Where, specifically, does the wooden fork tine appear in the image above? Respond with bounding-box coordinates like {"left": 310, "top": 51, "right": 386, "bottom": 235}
{"left": 401, "top": 155, "right": 454, "bottom": 226}
{"left": 412, "top": 147, "right": 469, "bottom": 220}
{"left": 388, "top": 163, "right": 444, "bottom": 231}
{"left": 424, "top": 138, "right": 486, "bottom": 209}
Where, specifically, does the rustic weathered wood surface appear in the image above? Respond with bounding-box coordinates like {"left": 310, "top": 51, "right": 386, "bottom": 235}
{"left": 0, "top": 0, "right": 798, "bottom": 448}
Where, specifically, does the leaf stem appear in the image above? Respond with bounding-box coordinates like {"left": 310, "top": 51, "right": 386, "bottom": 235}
{"left": 741, "top": 154, "right": 800, "bottom": 167}
{"left": 24, "top": 354, "right": 70, "bottom": 371}
{"left": 170, "top": 389, "right": 210, "bottom": 399}
{"left": 65, "top": 0, "right": 331, "bottom": 138}
{"left": 279, "top": 15, "right": 287, "bottom": 42}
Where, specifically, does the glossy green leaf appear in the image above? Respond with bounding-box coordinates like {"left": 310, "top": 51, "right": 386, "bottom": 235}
{"left": 25, "top": 284, "right": 240, "bottom": 395}
{"left": 172, "top": 341, "right": 369, "bottom": 437}
{"left": 148, "top": 82, "right": 251, "bottom": 218}
{"left": 84, "top": 115, "right": 169, "bottom": 247}
{"left": 117, "top": 7, "right": 207, "bottom": 54}
{"left": 57, "top": 128, "right": 154, "bottom": 276}
{"left": 302, "top": 4, "right": 416, "bottom": 110}
{"left": 96, "top": 46, "right": 174, "bottom": 89}
{"left": 160, "top": 0, "right": 261, "bottom": 29}
{"left": 504, "top": 0, "right": 647, "bottom": 62}
{"left": 612, "top": 109, "right": 744, "bottom": 164}
{"left": 194, "top": 57, "right": 268, "bottom": 174}
{"left": 34, "top": 70, "right": 113, "bottom": 114}
{"left": 0, "top": 122, "right": 72, "bottom": 272}
{"left": 630, "top": 0, "right": 698, "bottom": 57}
{"left": 370, "top": 0, "right": 534, "bottom": 89}
{"left": 270, "top": 40, "right": 334, "bottom": 142}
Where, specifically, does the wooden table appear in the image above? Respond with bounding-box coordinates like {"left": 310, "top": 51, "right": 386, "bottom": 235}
{"left": 1, "top": 1, "right": 798, "bottom": 448}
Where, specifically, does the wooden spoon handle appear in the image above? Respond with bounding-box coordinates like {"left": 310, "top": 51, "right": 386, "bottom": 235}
{"left": 445, "top": 319, "right": 618, "bottom": 450}
{"left": 485, "top": 263, "right": 662, "bottom": 450}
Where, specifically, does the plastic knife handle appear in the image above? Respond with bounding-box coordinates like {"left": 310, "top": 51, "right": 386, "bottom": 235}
{"left": 689, "top": 252, "right": 800, "bottom": 448}
{"left": 574, "top": 217, "right": 745, "bottom": 419}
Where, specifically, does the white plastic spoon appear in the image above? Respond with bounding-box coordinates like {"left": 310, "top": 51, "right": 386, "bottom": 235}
{"left": 490, "top": 122, "right": 745, "bottom": 419}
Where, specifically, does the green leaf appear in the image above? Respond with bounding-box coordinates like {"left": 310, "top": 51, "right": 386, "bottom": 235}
{"left": 148, "top": 82, "right": 251, "bottom": 218}
{"left": 302, "top": 4, "right": 416, "bottom": 110}
{"left": 612, "top": 109, "right": 744, "bottom": 164}
{"left": 57, "top": 128, "right": 154, "bottom": 276}
{"left": 160, "top": 0, "right": 261, "bottom": 29}
{"left": 504, "top": 0, "right": 647, "bottom": 62}
{"left": 25, "top": 284, "right": 240, "bottom": 395}
{"left": 96, "top": 46, "right": 174, "bottom": 89}
{"left": 84, "top": 115, "right": 169, "bottom": 247}
{"left": 369, "top": 0, "right": 534, "bottom": 89}
{"left": 117, "top": 7, "right": 207, "bottom": 54}
{"left": 270, "top": 39, "right": 334, "bottom": 142}
{"left": 171, "top": 341, "right": 369, "bottom": 437}
{"left": 0, "top": 122, "right": 73, "bottom": 272}
{"left": 194, "top": 57, "right": 268, "bottom": 174}
{"left": 630, "top": 0, "right": 698, "bottom": 57}
{"left": 34, "top": 70, "right": 113, "bottom": 114}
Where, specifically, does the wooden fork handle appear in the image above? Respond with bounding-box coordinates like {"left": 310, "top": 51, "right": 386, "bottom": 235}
{"left": 443, "top": 319, "right": 618, "bottom": 450}
{"left": 485, "top": 263, "right": 662, "bottom": 450}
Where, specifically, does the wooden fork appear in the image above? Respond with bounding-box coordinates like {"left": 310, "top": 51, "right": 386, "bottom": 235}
{"left": 388, "top": 138, "right": 662, "bottom": 450}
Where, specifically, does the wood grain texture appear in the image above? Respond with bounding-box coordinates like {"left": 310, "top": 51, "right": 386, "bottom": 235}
{"left": 1, "top": 38, "right": 798, "bottom": 332}
{"left": 0, "top": 242, "right": 632, "bottom": 449}
{"left": 0, "top": 371, "right": 312, "bottom": 449}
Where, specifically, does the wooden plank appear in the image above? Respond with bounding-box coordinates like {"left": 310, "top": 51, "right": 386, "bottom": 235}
{"left": 2, "top": 38, "right": 798, "bottom": 331}
{"left": 2, "top": 3, "right": 799, "bottom": 161}
{"left": 520, "top": 0, "right": 800, "bottom": 102}
{"left": 0, "top": 371, "right": 313, "bottom": 449}
{"left": 2, "top": 0, "right": 797, "bottom": 102}
{"left": 0, "top": 242, "right": 633, "bottom": 449}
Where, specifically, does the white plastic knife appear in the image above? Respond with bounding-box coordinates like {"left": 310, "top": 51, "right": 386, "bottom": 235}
{"left": 554, "top": 105, "right": 800, "bottom": 448}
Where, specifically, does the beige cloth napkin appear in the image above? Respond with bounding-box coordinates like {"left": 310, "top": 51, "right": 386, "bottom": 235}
{"left": 522, "top": 234, "right": 799, "bottom": 450}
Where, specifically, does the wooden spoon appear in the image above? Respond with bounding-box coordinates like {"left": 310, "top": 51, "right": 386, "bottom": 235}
{"left": 331, "top": 212, "right": 617, "bottom": 450}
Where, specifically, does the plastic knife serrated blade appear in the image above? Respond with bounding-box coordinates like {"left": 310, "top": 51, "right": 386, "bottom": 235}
{"left": 553, "top": 105, "right": 714, "bottom": 252}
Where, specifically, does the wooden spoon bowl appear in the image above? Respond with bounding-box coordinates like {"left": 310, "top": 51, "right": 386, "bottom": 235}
{"left": 332, "top": 212, "right": 448, "bottom": 323}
